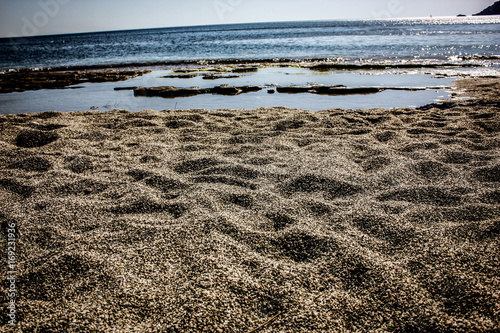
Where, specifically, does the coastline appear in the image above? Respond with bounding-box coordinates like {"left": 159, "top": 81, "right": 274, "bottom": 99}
{"left": 0, "top": 77, "right": 499, "bottom": 331}
{"left": 0, "top": 58, "right": 494, "bottom": 97}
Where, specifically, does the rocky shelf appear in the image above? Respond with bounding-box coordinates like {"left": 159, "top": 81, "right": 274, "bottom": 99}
{"left": 133, "top": 85, "right": 263, "bottom": 98}
{"left": 0, "top": 69, "right": 152, "bottom": 94}
{"left": 131, "top": 84, "right": 449, "bottom": 98}
{"left": 308, "top": 63, "right": 480, "bottom": 71}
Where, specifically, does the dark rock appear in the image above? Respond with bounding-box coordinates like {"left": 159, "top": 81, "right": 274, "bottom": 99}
{"left": 160, "top": 87, "right": 207, "bottom": 98}
{"left": 202, "top": 74, "right": 242, "bottom": 80}
{"left": 162, "top": 74, "right": 198, "bottom": 79}
{"left": 311, "top": 85, "right": 346, "bottom": 94}
{"left": 134, "top": 87, "right": 160, "bottom": 97}
{"left": 134, "top": 85, "right": 261, "bottom": 98}
{"left": 114, "top": 86, "right": 138, "bottom": 91}
{"left": 0, "top": 70, "right": 151, "bottom": 94}
{"left": 382, "top": 87, "right": 427, "bottom": 91}
{"left": 310, "top": 64, "right": 387, "bottom": 71}
{"left": 238, "top": 85, "right": 262, "bottom": 93}
{"left": 314, "top": 87, "right": 380, "bottom": 95}
{"left": 134, "top": 86, "right": 207, "bottom": 98}
{"left": 309, "top": 63, "right": 475, "bottom": 71}
{"left": 276, "top": 85, "right": 379, "bottom": 95}
{"left": 210, "top": 85, "right": 243, "bottom": 95}
{"left": 276, "top": 86, "right": 314, "bottom": 94}
{"left": 231, "top": 66, "right": 259, "bottom": 73}
{"left": 474, "top": 1, "right": 500, "bottom": 15}
{"left": 15, "top": 129, "right": 59, "bottom": 148}
{"left": 171, "top": 69, "right": 197, "bottom": 74}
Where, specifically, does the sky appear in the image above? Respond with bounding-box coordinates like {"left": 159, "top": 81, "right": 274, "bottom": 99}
{"left": 0, "top": 0, "right": 496, "bottom": 38}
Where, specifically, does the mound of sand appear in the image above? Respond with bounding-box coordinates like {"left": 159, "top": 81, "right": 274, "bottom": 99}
{"left": 0, "top": 78, "right": 499, "bottom": 332}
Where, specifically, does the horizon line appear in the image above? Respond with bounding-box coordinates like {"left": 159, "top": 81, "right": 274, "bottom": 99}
{"left": 1, "top": 14, "right": 495, "bottom": 40}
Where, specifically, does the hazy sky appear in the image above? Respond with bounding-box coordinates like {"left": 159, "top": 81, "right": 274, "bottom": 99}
{"left": 0, "top": 0, "right": 496, "bottom": 38}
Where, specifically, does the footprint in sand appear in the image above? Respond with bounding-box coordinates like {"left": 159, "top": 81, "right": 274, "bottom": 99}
{"left": 377, "top": 186, "right": 464, "bottom": 206}
{"left": 283, "top": 174, "right": 363, "bottom": 199}
{"left": 9, "top": 155, "right": 53, "bottom": 172}
{"left": 472, "top": 164, "right": 500, "bottom": 182}
{"left": 271, "top": 228, "right": 336, "bottom": 262}
{"left": 15, "top": 129, "right": 60, "bottom": 148}
{"left": 173, "top": 157, "right": 223, "bottom": 174}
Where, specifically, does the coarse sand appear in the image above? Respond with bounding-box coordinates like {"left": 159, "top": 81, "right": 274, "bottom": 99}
{"left": 1, "top": 78, "right": 499, "bottom": 332}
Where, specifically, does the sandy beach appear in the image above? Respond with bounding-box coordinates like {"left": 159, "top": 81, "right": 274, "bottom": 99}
{"left": 0, "top": 77, "right": 499, "bottom": 331}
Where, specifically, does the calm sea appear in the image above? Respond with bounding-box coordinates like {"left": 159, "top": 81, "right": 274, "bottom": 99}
{"left": 1, "top": 16, "right": 499, "bottom": 70}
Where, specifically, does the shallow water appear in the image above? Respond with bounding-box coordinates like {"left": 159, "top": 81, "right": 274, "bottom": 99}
{"left": 0, "top": 68, "right": 455, "bottom": 114}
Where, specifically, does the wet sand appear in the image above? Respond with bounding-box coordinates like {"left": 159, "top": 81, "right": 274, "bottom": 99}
{"left": 0, "top": 78, "right": 499, "bottom": 332}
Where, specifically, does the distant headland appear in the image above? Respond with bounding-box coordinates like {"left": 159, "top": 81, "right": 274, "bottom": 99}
{"left": 474, "top": 0, "right": 500, "bottom": 15}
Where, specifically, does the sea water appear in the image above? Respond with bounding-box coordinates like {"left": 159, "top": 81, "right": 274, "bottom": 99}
{"left": 1, "top": 16, "right": 499, "bottom": 69}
